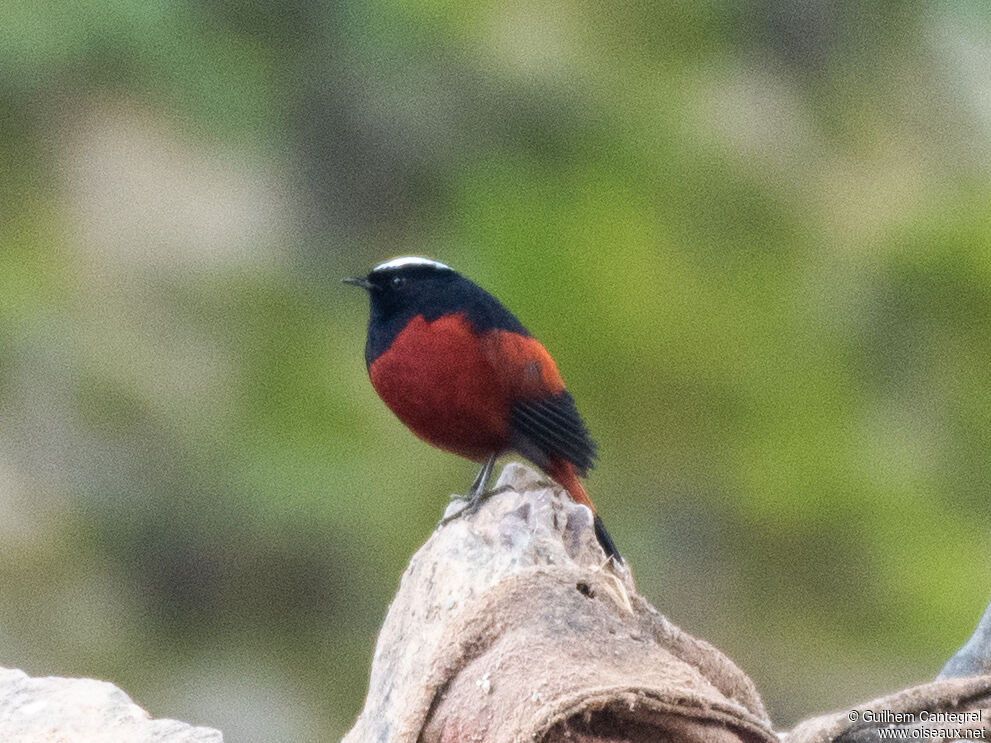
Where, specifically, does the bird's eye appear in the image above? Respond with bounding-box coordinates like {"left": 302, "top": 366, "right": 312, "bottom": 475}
{"left": 391, "top": 276, "right": 405, "bottom": 288}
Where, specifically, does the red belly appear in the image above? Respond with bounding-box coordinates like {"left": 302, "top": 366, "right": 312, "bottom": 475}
{"left": 369, "top": 314, "right": 511, "bottom": 461}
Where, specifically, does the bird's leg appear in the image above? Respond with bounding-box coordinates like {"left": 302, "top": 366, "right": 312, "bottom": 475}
{"left": 440, "top": 453, "right": 497, "bottom": 525}
{"left": 447, "top": 457, "right": 490, "bottom": 502}
{"left": 467, "top": 453, "right": 496, "bottom": 501}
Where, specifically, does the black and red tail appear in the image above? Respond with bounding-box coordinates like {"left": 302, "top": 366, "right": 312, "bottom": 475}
{"left": 546, "top": 459, "right": 622, "bottom": 562}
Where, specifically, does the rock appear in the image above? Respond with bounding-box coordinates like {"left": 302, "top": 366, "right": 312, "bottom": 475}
{"left": 0, "top": 666, "right": 223, "bottom": 743}
{"left": 941, "top": 597, "right": 991, "bottom": 678}
{"left": 343, "top": 462, "right": 776, "bottom": 743}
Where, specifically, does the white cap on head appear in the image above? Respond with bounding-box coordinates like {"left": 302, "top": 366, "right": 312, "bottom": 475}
{"left": 371, "top": 256, "right": 452, "bottom": 273}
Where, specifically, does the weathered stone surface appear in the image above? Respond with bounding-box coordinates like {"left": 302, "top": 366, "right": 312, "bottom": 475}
{"left": 342, "top": 462, "right": 775, "bottom": 743}
{"left": 784, "top": 675, "right": 991, "bottom": 743}
{"left": 941, "top": 597, "right": 991, "bottom": 678}
{"left": 0, "top": 666, "right": 223, "bottom": 743}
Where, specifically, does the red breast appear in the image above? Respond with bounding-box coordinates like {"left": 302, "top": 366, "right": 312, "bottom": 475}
{"left": 369, "top": 312, "right": 566, "bottom": 462}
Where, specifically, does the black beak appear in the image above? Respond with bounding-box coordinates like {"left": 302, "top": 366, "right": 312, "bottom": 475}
{"left": 343, "top": 276, "right": 373, "bottom": 290}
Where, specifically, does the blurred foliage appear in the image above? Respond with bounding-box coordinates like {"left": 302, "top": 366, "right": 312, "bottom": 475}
{"left": 2, "top": 1, "right": 991, "bottom": 740}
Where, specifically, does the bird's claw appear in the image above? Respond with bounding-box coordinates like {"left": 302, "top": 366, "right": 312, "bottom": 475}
{"left": 438, "top": 484, "right": 514, "bottom": 527}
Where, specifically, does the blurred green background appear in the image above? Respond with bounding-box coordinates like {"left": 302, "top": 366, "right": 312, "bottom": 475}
{"left": 2, "top": 1, "right": 991, "bottom": 740}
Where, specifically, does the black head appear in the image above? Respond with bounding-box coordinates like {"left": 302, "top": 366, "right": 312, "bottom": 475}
{"left": 343, "top": 256, "right": 460, "bottom": 322}
{"left": 344, "top": 256, "right": 529, "bottom": 366}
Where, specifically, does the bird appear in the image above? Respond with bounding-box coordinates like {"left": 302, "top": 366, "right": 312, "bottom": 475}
{"left": 344, "top": 256, "right": 620, "bottom": 561}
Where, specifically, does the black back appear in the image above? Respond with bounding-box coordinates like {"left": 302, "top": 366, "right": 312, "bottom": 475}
{"left": 360, "top": 262, "right": 529, "bottom": 367}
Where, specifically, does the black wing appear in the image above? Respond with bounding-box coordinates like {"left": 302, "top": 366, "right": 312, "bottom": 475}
{"left": 508, "top": 391, "right": 597, "bottom": 475}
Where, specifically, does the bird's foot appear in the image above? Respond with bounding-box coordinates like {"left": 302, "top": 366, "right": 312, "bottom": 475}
{"left": 439, "top": 484, "right": 513, "bottom": 526}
